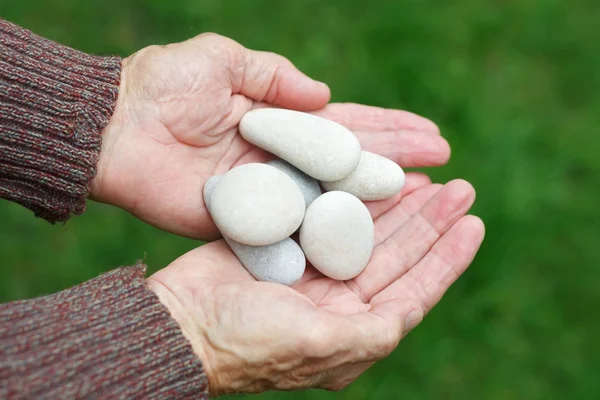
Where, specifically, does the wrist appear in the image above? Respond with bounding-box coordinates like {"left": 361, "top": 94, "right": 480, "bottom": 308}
{"left": 89, "top": 55, "right": 133, "bottom": 204}
{"left": 146, "top": 276, "right": 221, "bottom": 396}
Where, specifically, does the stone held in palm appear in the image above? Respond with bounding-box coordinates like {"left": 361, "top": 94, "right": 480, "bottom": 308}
{"left": 224, "top": 237, "right": 306, "bottom": 286}
{"left": 204, "top": 175, "right": 306, "bottom": 286}
{"left": 239, "top": 108, "right": 362, "bottom": 181}
{"left": 267, "top": 159, "right": 321, "bottom": 208}
{"left": 203, "top": 175, "right": 222, "bottom": 214}
{"left": 321, "top": 151, "right": 405, "bottom": 201}
{"left": 300, "top": 191, "right": 374, "bottom": 280}
{"left": 209, "top": 163, "right": 305, "bottom": 246}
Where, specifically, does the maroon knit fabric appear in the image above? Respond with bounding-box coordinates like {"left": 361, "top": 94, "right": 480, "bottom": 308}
{"left": 0, "top": 264, "right": 209, "bottom": 399}
{"left": 0, "top": 20, "right": 210, "bottom": 399}
{"left": 0, "top": 18, "right": 120, "bottom": 222}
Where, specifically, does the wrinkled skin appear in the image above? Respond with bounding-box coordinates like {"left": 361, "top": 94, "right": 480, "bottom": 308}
{"left": 148, "top": 179, "right": 484, "bottom": 395}
{"left": 94, "top": 33, "right": 484, "bottom": 396}
{"left": 91, "top": 33, "right": 450, "bottom": 240}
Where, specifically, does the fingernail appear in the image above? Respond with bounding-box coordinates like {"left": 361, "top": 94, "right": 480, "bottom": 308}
{"left": 316, "top": 80, "right": 329, "bottom": 89}
{"left": 404, "top": 310, "right": 424, "bottom": 332}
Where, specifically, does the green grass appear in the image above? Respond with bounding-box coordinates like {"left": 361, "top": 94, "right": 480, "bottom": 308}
{"left": 1, "top": 1, "right": 599, "bottom": 398}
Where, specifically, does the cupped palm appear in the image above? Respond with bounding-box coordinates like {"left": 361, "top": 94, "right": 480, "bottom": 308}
{"left": 92, "top": 33, "right": 449, "bottom": 240}
{"left": 148, "top": 178, "right": 484, "bottom": 395}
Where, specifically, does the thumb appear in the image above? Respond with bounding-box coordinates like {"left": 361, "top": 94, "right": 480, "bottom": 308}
{"left": 235, "top": 49, "right": 331, "bottom": 111}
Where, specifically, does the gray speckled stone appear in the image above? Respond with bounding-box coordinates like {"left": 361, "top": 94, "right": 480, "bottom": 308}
{"left": 300, "top": 191, "right": 374, "bottom": 280}
{"left": 240, "top": 108, "right": 361, "bottom": 181}
{"left": 204, "top": 175, "right": 306, "bottom": 286}
{"left": 267, "top": 159, "right": 321, "bottom": 208}
{"left": 224, "top": 237, "right": 305, "bottom": 286}
{"left": 322, "top": 151, "right": 405, "bottom": 201}
{"left": 210, "top": 163, "right": 305, "bottom": 246}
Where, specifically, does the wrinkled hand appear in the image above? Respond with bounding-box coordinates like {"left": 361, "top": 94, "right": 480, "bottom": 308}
{"left": 147, "top": 178, "right": 484, "bottom": 395}
{"left": 90, "top": 33, "right": 450, "bottom": 240}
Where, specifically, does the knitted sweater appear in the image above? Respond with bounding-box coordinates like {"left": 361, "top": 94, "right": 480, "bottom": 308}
{"left": 0, "top": 19, "right": 209, "bottom": 399}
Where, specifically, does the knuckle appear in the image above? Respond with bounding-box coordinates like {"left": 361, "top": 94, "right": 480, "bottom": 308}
{"left": 382, "top": 331, "right": 401, "bottom": 355}
{"left": 280, "top": 369, "right": 315, "bottom": 390}
{"left": 194, "top": 32, "right": 222, "bottom": 41}
{"left": 372, "top": 315, "right": 406, "bottom": 358}
{"left": 322, "top": 380, "right": 351, "bottom": 392}
{"left": 195, "top": 32, "right": 240, "bottom": 51}
{"left": 264, "top": 51, "right": 293, "bottom": 66}
{"left": 369, "top": 328, "right": 398, "bottom": 358}
{"left": 193, "top": 33, "right": 244, "bottom": 66}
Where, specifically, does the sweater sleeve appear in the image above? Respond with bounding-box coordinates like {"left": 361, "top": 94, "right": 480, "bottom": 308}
{"left": 0, "top": 264, "right": 209, "bottom": 399}
{"left": 0, "top": 19, "right": 121, "bottom": 222}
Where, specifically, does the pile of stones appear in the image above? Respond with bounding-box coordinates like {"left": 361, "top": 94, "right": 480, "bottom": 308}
{"left": 203, "top": 108, "right": 405, "bottom": 285}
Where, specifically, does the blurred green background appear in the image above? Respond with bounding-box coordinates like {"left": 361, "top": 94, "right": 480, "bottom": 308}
{"left": 1, "top": 1, "right": 599, "bottom": 398}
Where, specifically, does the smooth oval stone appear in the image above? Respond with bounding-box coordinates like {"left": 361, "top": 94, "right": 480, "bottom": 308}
{"left": 224, "top": 237, "right": 306, "bottom": 286}
{"left": 267, "top": 159, "right": 321, "bottom": 208}
{"left": 210, "top": 163, "right": 305, "bottom": 246}
{"left": 240, "top": 108, "right": 361, "bottom": 181}
{"left": 300, "top": 191, "right": 374, "bottom": 280}
{"left": 204, "top": 175, "right": 305, "bottom": 286}
{"left": 322, "top": 151, "right": 405, "bottom": 201}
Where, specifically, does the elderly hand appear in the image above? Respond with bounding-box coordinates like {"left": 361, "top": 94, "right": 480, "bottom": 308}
{"left": 90, "top": 33, "right": 450, "bottom": 240}
{"left": 147, "top": 178, "right": 484, "bottom": 395}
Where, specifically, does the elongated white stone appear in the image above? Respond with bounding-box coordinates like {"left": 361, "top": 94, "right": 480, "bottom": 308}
{"left": 322, "top": 151, "right": 405, "bottom": 201}
{"left": 204, "top": 175, "right": 306, "bottom": 286}
{"left": 267, "top": 159, "right": 321, "bottom": 208}
{"left": 210, "top": 163, "right": 305, "bottom": 246}
{"left": 300, "top": 191, "right": 374, "bottom": 280}
{"left": 240, "top": 108, "right": 361, "bottom": 181}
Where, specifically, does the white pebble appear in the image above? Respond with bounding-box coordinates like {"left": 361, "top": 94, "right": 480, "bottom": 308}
{"left": 209, "top": 163, "right": 305, "bottom": 246}
{"left": 322, "top": 151, "right": 405, "bottom": 201}
{"left": 300, "top": 191, "right": 374, "bottom": 280}
{"left": 204, "top": 175, "right": 305, "bottom": 286}
{"left": 267, "top": 159, "right": 321, "bottom": 208}
{"left": 240, "top": 108, "right": 361, "bottom": 181}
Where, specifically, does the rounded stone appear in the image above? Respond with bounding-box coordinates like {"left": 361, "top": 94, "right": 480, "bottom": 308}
{"left": 300, "top": 191, "right": 374, "bottom": 280}
{"left": 240, "top": 108, "right": 361, "bottom": 181}
{"left": 266, "top": 159, "right": 321, "bottom": 208}
{"left": 203, "top": 174, "right": 222, "bottom": 213}
{"left": 209, "top": 163, "right": 306, "bottom": 246}
{"left": 224, "top": 237, "right": 306, "bottom": 286}
{"left": 322, "top": 151, "right": 405, "bottom": 201}
{"left": 204, "top": 175, "right": 305, "bottom": 286}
